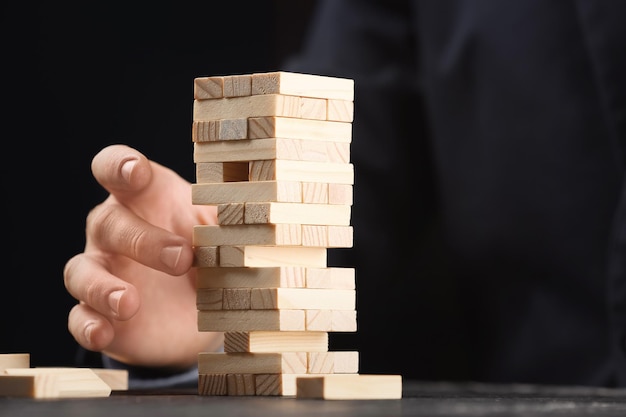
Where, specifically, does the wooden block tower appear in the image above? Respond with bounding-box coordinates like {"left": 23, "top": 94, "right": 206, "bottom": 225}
{"left": 191, "top": 71, "right": 401, "bottom": 399}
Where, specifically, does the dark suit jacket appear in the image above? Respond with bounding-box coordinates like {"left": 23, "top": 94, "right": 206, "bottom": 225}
{"left": 289, "top": 0, "right": 626, "bottom": 386}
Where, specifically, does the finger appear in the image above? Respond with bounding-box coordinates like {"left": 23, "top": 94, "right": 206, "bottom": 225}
{"left": 91, "top": 144, "right": 153, "bottom": 197}
{"left": 85, "top": 203, "right": 194, "bottom": 276}
{"left": 64, "top": 253, "right": 140, "bottom": 321}
{"left": 67, "top": 303, "right": 115, "bottom": 352}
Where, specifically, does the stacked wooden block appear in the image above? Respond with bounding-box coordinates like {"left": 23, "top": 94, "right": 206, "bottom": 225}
{"left": 191, "top": 71, "right": 401, "bottom": 399}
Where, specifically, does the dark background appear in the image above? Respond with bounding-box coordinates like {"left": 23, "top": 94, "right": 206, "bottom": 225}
{"left": 0, "top": 1, "right": 318, "bottom": 368}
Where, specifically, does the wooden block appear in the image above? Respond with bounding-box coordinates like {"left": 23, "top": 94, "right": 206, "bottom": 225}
{"left": 196, "top": 266, "right": 306, "bottom": 288}
{"left": 194, "top": 138, "right": 350, "bottom": 164}
{"left": 192, "top": 119, "right": 248, "bottom": 142}
{"left": 296, "top": 374, "right": 403, "bottom": 400}
{"left": 2, "top": 368, "right": 111, "bottom": 398}
{"left": 198, "top": 352, "right": 307, "bottom": 374}
{"left": 255, "top": 373, "right": 337, "bottom": 396}
{"left": 250, "top": 288, "right": 355, "bottom": 310}
{"left": 217, "top": 203, "right": 245, "bottom": 225}
{"left": 193, "top": 246, "right": 219, "bottom": 267}
{"left": 302, "top": 182, "right": 328, "bottom": 203}
{"left": 192, "top": 181, "right": 302, "bottom": 204}
{"left": 244, "top": 202, "right": 351, "bottom": 226}
{"left": 193, "top": 224, "right": 301, "bottom": 246}
{"left": 307, "top": 352, "right": 359, "bottom": 374}
{"left": 331, "top": 310, "right": 358, "bottom": 332}
{"left": 193, "top": 94, "right": 327, "bottom": 121}
{"left": 327, "top": 225, "right": 354, "bottom": 247}
{"left": 306, "top": 267, "right": 355, "bottom": 289}
{"left": 90, "top": 369, "right": 128, "bottom": 390}
{"left": 226, "top": 373, "right": 255, "bottom": 395}
{"left": 251, "top": 71, "right": 354, "bottom": 101}
{"left": 224, "top": 331, "right": 328, "bottom": 353}
{"left": 198, "top": 309, "right": 306, "bottom": 331}
{"left": 219, "top": 246, "right": 327, "bottom": 268}
{"left": 326, "top": 99, "right": 354, "bottom": 122}
{"left": 0, "top": 353, "right": 29, "bottom": 372}
{"left": 299, "top": 225, "right": 353, "bottom": 248}
{"left": 198, "top": 373, "right": 228, "bottom": 395}
{"left": 194, "top": 76, "right": 224, "bottom": 99}
{"left": 249, "top": 160, "right": 354, "bottom": 184}
{"left": 224, "top": 74, "right": 252, "bottom": 97}
{"left": 196, "top": 161, "right": 249, "bottom": 183}
{"left": 328, "top": 183, "right": 353, "bottom": 205}
{"left": 196, "top": 288, "right": 224, "bottom": 310}
{"left": 247, "top": 116, "right": 352, "bottom": 142}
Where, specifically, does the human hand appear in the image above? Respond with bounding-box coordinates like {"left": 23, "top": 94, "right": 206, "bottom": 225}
{"left": 63, "top": 144, "right": 222, "bottom": 370}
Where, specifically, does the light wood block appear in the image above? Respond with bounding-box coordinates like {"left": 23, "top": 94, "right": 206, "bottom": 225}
{"left": 0, "top": 353, "right": 29, "bottom": 372}
{"left": 90, "top": 369, "right": 129, "bottom": 390}
{"left": 1, "top": 368, "right": 111, "bottom": 398}
{"left": 249, "top": 160, "right": 354, "bottom": 184}
{"left": 251, "top": 71, "right": 354, "bottom": 101}
{"left": 250, "top": 288, "right": 355, "bottom": 310}
{"left": 306, "top": 267, "right": 355, "bottom": 289}
{"left": 198, "top": 309, "right": 306, "bottom": 332}
{"left": 219, "top": 246, "right": 327, "bottom": 268}
{"left": 194, "top": 138, "right": 350, "bottom": 164}
{"left": 196, "top": 161, "right": 250, "bottom": 183}
{"left": 224, "top": 74, "right": 252, "bottom": 97}
{"left": 193, "top": 246, "right": 219, "bottom": 267}
{"left": 328, "top": 183, "right": 353, "bottom": 205}
{"left": 192, "top": 181, "right": 302, "bottom": 204}
{"left": 244, "top": 202, "right": 351, "bottom": 226}
{"left": 196, "top": 266, "right": 306, "bottom": 289}
{"left": 194, "top": 76, "right": 224, "bottom": 99}
{"left": 192, "top": 119, "right": 248, "bottom": 142}
{"left": 224, "top": 331, "right": 328, "bottom": 353}
{"left": 326, "top": 99, "right": 354, "bottom": 122}
{"left": 296, "top": 374, "right": 402, "bottom": 400}
{"left": 305, "top": 310, "right": 358, "bottom": 332}
{"left": 307, "top": 351, "right": 359, "bottom": 374}
{"left": 217, "top": 203, "right": 245, "bottom": 225}
{"left": 198, "top": 373, "right": 228, "bottom": 395}
{"left": 193, "top": 224, "right": 302, "bottom": 247}
{"left": 194, "top": 94, "right": 327, "bottom": 121}
{"left": 226, "top": 373, "right": 256, "bottom": 395}
{"left": 198, "top": 352, "right": 307, "bottom": 374}
{"left": 247, "top": 116, "right": 352, "bottom": 142}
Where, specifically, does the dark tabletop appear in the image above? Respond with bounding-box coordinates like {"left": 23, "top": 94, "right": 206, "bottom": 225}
{"left": 3, "top": 380, "right": 626, "bottom": 417}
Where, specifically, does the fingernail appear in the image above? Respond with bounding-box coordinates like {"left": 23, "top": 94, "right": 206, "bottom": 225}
{"left": 84, "top": 322, "right": 95, "bottom": 345}
{"left": 160, "top": 245, "right": 183, "bottom": 270}
{"left": 108, "top": 290, "right": 124, "bottom": 316}
{"left": 121, "top": 159, "right": 138, "bottom": 183}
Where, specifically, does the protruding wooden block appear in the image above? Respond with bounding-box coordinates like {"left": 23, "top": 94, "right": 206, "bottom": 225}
{"left": 1, "top": 368, "right": 111, "bottom": 398}
{"left": 250, "top": 288, "right": 355, "bottom": 310}
{"left": 224, "top": 331, "right": 328, "bottom": 353}
{"left": 244, "top": 202, "right": 351, "bottom": 226}
{"left": 91, "top": 369, "right": 129, "bottom": 391}
{"left": 296, "top": 374, "right": 402, "bottom": 400}
{"left": 251, "top": 71, "right": 354, "bottom": 101}
{"left": 218, "top": 246, "right": 327, "bottom": 268}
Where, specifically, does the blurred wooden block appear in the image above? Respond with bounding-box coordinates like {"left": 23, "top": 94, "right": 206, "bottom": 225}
{"left": 0, "top": 353, "right": 29, "bottom": 372}
{"left": 244, "top": 202, "right": 351, "bottom": 226}
{"left": 1, "top": 368, "right": 111, "bottom": 398}
{"left": 249, "top": 288, "right": 355, "bottom": 310}
{"left": 296, "top": 374, "right": 402, "bottom": 400}
{"left": 91, "top": 369, "right": 129, "bottom": 391}
{"left": 218, "top": 246, "right": 327, "bottom": 268}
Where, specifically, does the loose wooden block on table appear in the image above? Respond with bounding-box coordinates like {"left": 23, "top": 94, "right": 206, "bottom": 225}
{"left": 223, "top": 331, "right": 328, "bottom": 353}
{"left": 1, "top": 368, "right": 111, "bottom": 398}
{"left": 0, "top": 353, "right": 29, "bottom": 371}
{"left": 296, "top": 374, "right": 403, "bottom": 400}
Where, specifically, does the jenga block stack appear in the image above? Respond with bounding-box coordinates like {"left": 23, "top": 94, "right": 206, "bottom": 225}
{"left": 191, "top": 71, "right": 401, "bottom": 399}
